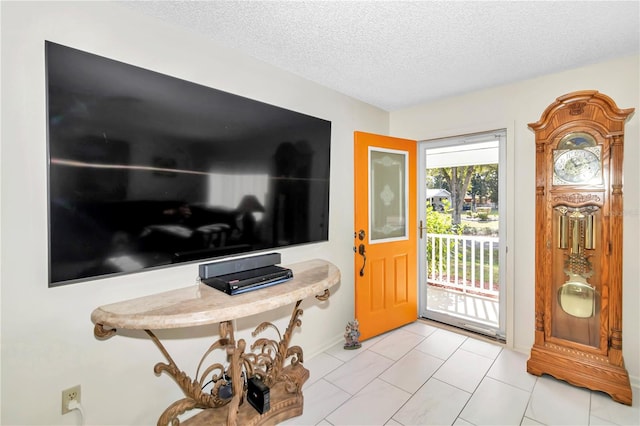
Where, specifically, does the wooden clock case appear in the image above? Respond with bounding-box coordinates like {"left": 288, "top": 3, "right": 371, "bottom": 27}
{"left": 526, "top": 90, "right": 634, "bottom": 405}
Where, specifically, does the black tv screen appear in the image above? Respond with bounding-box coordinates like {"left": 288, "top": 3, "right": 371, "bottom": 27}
{"left": 46, "top": 41, "right": 331, "bottom": 286}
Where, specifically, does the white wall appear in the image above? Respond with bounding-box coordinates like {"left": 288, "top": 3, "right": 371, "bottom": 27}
{"left": 0, "top": 2, "right": 388, "bottom": 425}
{"left": 390, "top": 55, "right": 640, "bottom": 385}
{"left": 3, "top": 3, "right": 638, "bottom": 425}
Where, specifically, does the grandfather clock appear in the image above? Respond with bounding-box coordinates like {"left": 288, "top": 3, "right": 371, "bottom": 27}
{"left": 527, "top": 90, "right": 634, "bottom": 405}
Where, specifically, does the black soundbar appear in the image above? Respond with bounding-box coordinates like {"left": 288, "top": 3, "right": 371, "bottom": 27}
{"left": 199, "top": 253, "right": 282, "bottom": 279}
{"left": 202, "top": 265, "right": 293, "bottom": 295}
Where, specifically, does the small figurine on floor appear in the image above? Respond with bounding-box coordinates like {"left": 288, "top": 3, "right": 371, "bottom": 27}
{"left": 344, "top": 319, "right": 361, "bottom": 350}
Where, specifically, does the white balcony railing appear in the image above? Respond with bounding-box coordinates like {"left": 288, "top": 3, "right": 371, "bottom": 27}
{"left": 426, "top": 233, "right": 499, "bottom": 299}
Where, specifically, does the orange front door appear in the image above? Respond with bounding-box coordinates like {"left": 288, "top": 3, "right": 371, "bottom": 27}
{"left": 354, "top": 131, "right": 417, "bottom": 341}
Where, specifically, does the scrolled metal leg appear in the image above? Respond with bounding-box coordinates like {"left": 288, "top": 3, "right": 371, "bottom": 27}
{"left": 245, "top": 300, "right": 308, "bottom": 394}
{"left": 148, "top": 323, "right": 241, "bottom": 425}
{"left": 157, "top": 398, "right": 200, "bottom": 426}
{"left": 316, "top": 289, "right": 330, "bottom": 301}
{"left": 94, "top": 323, "right": 117, "bottom": 339}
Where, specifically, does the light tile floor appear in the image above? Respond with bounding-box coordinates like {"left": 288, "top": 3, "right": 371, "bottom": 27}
{"left": 282, "top": 320, "right": 639, "bottom": 425}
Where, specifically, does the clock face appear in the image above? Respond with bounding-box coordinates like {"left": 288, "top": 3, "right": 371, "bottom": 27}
{"left": 553, "top": 147, "right": 602, "bottom": 185}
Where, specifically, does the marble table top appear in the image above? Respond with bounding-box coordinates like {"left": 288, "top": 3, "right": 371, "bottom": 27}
{"left": 91, "top": 259, "right": 340, "bottom": 330}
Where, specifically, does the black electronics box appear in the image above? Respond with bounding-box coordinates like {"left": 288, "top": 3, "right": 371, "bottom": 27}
{"left": 202, "top": 265, "right": 293, "bottom": 295}
{"left": 247, "top": 376, "right": 270, "bottom": 414}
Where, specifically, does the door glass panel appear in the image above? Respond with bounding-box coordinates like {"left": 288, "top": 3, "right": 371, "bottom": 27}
{"left": 369, "top": 148, "right": 408, "bottom": 242}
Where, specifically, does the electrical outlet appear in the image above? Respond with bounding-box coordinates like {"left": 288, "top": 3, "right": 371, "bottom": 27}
{"left": 61, "top": 385, "right": 81, "bottom": 414}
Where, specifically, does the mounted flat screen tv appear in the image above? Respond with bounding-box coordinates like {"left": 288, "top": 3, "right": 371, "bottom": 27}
{"left": 46, "top": 41, "right": 331, "bottom": 286}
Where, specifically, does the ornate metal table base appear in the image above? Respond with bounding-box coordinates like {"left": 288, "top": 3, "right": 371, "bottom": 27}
{"left": 95, "top": 298, "right": 317, "bottom": 426}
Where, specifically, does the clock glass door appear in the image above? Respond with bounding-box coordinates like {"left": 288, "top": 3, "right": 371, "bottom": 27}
{"left": 551, "top": 205, "right": 603, "bottom": 347}
{"left": 548, "top": 130, "right": 605, "bottom": 350}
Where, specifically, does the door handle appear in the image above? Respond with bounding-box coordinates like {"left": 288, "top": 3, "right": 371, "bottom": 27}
{"left": 358, "top": 243, "right": 367, "bottom": 277}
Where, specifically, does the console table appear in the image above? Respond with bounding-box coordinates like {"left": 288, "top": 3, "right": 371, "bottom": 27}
{"left": 91, "top": 259, "right": 340, "bottom": 426}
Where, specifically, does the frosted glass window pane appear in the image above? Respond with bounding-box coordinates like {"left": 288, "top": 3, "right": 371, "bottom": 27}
{"left": 370, "top": 149, "right": 407, "bottom": 241}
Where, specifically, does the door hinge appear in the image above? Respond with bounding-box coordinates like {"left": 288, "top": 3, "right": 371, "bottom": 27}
{"left": 419, "top": 220, "right": 427, "bottom": 239}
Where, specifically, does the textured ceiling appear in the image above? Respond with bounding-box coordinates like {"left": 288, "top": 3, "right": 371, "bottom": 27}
{"left": 121, "top": 1, "right": 640, "bottom": 111}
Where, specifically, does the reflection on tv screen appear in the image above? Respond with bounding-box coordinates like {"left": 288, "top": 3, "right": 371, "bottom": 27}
{"left": 46, "top": 41, "right": 331, "bottom": 286}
